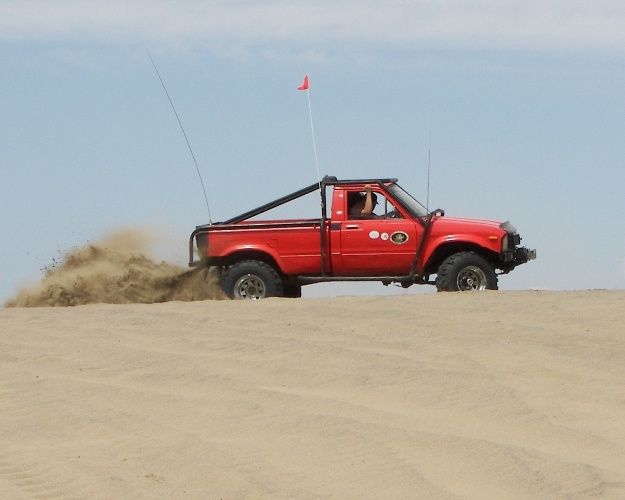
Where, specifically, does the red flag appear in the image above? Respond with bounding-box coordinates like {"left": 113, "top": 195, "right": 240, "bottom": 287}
{"left": 298, "top": 75, "right": 309, "bottom": 91}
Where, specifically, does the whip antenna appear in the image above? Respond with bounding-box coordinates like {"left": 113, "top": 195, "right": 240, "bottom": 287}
{"left": 146, "top": 49, "right": 212, "bottom": 223}
{"left": 426, "top": 129, "right": 431, "bottom": 213}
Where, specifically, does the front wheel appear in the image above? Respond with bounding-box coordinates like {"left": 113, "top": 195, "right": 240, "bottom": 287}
{"left": 221, "top": 260, "right": 284, "bottom": 299}
{"left": 435, "top": 252, "right": 498, "bottom": 292}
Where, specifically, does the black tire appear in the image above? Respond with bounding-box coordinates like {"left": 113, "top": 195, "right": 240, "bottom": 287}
{"left": 435, "top": 252, "right": 498, "bottom": 292}
{"left": 221, "top": 260, "right": 284, "bottom": 299}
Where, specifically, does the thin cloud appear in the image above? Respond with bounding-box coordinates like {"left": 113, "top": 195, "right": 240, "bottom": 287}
{"left": 1, "top": 0, "right": 625, "bottom": 52}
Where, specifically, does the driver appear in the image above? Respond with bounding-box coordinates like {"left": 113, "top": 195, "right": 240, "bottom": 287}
{"left": 349, "top": 185, "right": 380, "bottom": 219}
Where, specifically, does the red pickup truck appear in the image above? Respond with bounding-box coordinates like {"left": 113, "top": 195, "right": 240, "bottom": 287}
{"left": 189, "top": 176, "right": 535, "bottom": 299}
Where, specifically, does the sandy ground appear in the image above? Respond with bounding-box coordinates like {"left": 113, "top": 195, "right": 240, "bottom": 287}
{"left": 1, "top": 290, "right": 625, "bottom": 499}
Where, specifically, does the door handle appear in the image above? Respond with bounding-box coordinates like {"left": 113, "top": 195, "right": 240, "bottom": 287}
{"left": 345, "top": 224, "right": 360, "bottom": 229}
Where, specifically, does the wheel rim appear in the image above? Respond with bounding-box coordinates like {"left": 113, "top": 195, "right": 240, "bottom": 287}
{"left": 234, "top": 274, "right": 266, "bottom": 299}
{"left": 456, "top": 266, "right": 488, "bottom": 291}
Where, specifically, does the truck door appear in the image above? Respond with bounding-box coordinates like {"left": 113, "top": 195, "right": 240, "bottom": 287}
{"left": 338, "top": 190, "right": 421, "bottom": 275}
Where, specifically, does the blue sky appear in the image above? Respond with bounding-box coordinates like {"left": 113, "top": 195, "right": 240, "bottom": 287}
{"left": 2, "top": 0, "right": 625, "bottom": 301}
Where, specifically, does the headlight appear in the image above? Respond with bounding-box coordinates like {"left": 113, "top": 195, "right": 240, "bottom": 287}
{"left": 502, "top": 233, "right": 520, "bottom": 252}
{"left": 502, "top": 234, "right": 510, "bottom": 252}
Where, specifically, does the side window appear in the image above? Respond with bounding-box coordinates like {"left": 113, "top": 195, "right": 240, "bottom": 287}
{"left": 347, "top": 190, "right": 403, "bottom": 219}
{"left": 347, "top": 191, "right": 364, "bottom": 219}
{"left": 377, "top": 195, "right": 402, "bottom": 219}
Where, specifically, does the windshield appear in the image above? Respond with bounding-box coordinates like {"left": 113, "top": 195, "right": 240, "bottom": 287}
{"left": 387, "top": 184, "right": 429, "bottom": 218}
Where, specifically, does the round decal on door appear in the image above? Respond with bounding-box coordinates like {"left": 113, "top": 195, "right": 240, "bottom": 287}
{"left": 381, "top": 232, "right": 389, "bottom": 241}
{"left": 369, "top": 230, "right": 380, "bottom": 239}
{"left": 390, "top": 231, "right": 409, "bottom": 244}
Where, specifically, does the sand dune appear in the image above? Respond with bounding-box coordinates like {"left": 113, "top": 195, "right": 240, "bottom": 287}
{"left": 1, "top": 290, "right": 624, "bottom": 498}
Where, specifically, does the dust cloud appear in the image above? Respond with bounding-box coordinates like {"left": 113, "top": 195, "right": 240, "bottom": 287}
{"left": 4, "top": 229, "right": 225, "bottom": 307}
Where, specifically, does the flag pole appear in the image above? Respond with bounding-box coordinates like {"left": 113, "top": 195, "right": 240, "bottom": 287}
{"left": 298, "top": 75, "right": 321, "bottom": 186}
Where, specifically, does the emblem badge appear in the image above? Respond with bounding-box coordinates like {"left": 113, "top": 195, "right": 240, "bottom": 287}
{"left": 390, "top": 231, "right": 409, "bottom": 245}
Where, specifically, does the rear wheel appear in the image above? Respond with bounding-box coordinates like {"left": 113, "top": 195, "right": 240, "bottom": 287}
{"left": 436, "top": 252, "right": 498, "bottom": 292}
{"left": 221, "top": 260, "right": 283, "bottom": 299}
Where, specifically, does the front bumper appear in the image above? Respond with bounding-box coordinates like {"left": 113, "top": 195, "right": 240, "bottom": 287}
{"left": 515, "top": 246, "right": 536, "bottom": 265}
{"left": 501, "top": 245, "right": 536, "bottom": 273}
{"left": 500, "top": 224, "right": 536, "bottom": 265}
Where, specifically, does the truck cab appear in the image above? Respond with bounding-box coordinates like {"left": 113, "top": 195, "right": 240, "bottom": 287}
{"left": 329, "top": 182, "right": 426, "bottom": 276}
